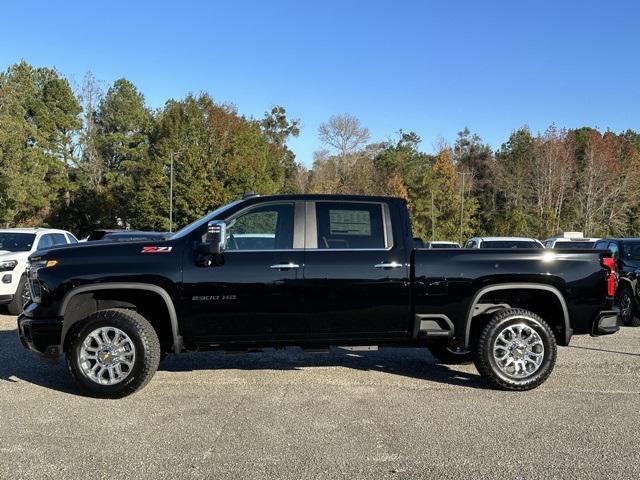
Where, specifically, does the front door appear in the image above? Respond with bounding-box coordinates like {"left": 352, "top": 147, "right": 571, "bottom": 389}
{"left": 181, "top": 201, "right": 305, "bottom": 342}
{"left": 302, "top": 200, "right": 411, "bottom": 339}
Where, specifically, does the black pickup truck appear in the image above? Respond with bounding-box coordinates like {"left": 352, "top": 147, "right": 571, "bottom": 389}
{"left": 18, "top": 194, "right": 619, "bottom": 397}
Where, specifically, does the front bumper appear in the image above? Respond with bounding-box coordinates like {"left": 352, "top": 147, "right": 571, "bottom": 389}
{"left": 592, "top": 309, "right": 621, "bottom": 336}
{"left": 17, "top": 314, "right": 63, "bottom": 358}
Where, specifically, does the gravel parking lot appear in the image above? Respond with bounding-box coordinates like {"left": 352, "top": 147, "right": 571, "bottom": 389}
{"left": 1, "top": 314, "right": 639, "bottom": 479}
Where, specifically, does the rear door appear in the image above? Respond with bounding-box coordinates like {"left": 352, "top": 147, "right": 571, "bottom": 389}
{"left": 302, "top": 200, "right": 411, "bottom": 338}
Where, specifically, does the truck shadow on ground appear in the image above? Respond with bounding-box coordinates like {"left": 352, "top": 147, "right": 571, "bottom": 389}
{"left": 160, "top": 347, "right": 487, "bottom": 389}
{"left": 0, "top": 328, "right": 486, "bottom": 394}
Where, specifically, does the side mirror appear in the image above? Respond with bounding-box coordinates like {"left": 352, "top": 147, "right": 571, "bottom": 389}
{"left": 196, "top": 221, "right": 226, "bottom": 267}
{"left": 205, "top": 220, "right": 226, "bottom": 254}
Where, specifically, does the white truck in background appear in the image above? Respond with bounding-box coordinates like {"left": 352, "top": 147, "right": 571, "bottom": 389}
{"left": 0, "top": 228, "right": 78, "bottom": 314}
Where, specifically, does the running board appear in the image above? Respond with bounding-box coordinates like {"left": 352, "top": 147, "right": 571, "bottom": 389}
{"left": 338, "top": 346, "right": 379, "bottom": 352}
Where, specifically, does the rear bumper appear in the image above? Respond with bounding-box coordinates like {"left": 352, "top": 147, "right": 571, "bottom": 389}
{"left": 17, "top": 314, "right": 63, "bottom": 358}
{"left": 591, "top": 309, "right": 621, "bottom": 336}
{"left": 0, "top": 294, "right": 13, "bottom": 305}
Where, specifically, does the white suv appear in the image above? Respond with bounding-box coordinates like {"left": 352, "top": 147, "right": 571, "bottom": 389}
{"left": 0, "top": 228, "right": 78, "bottom": 314}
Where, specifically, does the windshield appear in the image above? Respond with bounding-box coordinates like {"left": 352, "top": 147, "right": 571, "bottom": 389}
{"left": 481, "top": 241, "right": 542, "bottom": 249}
{"left": 554, "top": 241, "right": 595, "bottom": 249}
{"left": 0, "top": 233, "right": 36, "bottom": 252}
{"left": 623, "top": 241, "right": 640, "bottom": 261}
{"left": 169, "top": 200, "right": 243, "bottom": 240}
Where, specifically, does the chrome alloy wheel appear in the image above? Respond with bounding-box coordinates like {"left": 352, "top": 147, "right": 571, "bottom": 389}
{"left": 78, "top": 327, "right": 136, "bottom": 385}
{"left": 620, "top": 291, "right": 632, "bottom": 323}
{"left": 493, "top": 322, "right": 544, "bottom": 379}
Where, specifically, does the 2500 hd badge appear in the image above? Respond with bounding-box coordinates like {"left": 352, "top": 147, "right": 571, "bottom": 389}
{"left": 192, "top": 295, "right": 237, "bottom": 301}
{"left": 18, "top": 194, "right": 620, "bottom": 398}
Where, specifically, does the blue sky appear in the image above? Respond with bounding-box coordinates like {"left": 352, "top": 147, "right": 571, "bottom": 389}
{"left": 2, "top": 1, "right": 639, "bottom": 165}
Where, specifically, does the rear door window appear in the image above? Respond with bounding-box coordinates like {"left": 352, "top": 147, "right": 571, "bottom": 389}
{"left": 315, "top": 202, "right": 386, "bottom": 250}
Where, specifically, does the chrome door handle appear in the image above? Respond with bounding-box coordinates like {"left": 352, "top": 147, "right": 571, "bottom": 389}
{"left": 270, "top": 263, "right": 300, "bottom": 270}
{"left": 374, "top": 262, "right": 403, "bottom": 269}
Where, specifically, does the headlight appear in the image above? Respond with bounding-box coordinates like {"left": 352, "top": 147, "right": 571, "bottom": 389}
{"left": 27, "top": 259, "right": 57, "bottom": 305}
{"left": 30, "top": 259, "right": 58, "bottom": 270}
{"left": 27, "top": 258, "right": 58, "bottom": 281}
{"left": 0, "top": 260, "right": 18, "bottom": 271}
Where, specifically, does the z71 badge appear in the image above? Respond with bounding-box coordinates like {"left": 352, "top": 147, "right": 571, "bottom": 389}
{"left": 141, "top": 246, "right": 173, "bottom": 253}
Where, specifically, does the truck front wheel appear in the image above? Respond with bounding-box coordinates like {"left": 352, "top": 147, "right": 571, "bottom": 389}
{"left": 66, "top": 308, "right": 161, "bottom": 398}
{"left": 474, "top": 308, "right": 557, "bottom": 391}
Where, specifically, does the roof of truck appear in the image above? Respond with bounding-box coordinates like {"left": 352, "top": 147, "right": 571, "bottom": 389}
{"left": 241, "top": 194, "right": 407, "bottom": 202}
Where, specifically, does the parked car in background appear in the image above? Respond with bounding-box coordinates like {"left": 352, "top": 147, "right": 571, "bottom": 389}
{"left": 426, "top": 241, "right": 461, "bottom": 249}
{"left": 0, "top": 228, "right": 78, "bottom": 314}
{"left": 464, "top": 237, "right": 544, "bottom": 249}
{"left": 83, "top": 229, "right": 125, "bottom": 242}
{"left": 544, "top": 232, "right": 599, "bottom": 249}
{"left": 101, "top": 231, "right": 169, "bottom": 242}
{"left": 594, "top": 238, "right": 640, "bottom": 326}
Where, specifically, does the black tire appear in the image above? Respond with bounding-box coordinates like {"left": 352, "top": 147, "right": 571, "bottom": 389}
{"left": 474, "top": 308, "right": 557, "bottom": 391}
{"left": 7, "top": 275, "right": 29, "bottom": 315}
{"left": 619, "top": 287, "right": 640, "bottom": 327}
{"left": 427, "top": 344, "right": 473, "bottom": 364}
{"left": 66, "top": 308, "right": 160, "bottom": 398}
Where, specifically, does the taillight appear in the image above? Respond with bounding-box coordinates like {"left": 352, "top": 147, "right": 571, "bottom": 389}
{"left": 602, "top": 257, "right": 616, "bottom": 297}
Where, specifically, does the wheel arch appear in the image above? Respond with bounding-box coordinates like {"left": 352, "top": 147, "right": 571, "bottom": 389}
{"left": 464, "top": 283, "right": 570, "bottom": 348}
{"left": 59, "top": 283, "right": 182, "bottom": 354}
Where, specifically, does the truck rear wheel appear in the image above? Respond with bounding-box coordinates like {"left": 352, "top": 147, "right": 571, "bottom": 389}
{"left": 66, "top": 308, "right": 160, "bottom": 398}
{"left": 474, "top": 308, "right": 557, "bottom": 391}
{"left": 427, "top": 344, "right": 473, "bottom": 364}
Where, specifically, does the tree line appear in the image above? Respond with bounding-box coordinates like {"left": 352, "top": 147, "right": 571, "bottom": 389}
{"left": 1, "top": 60, "right": 639, "bottom": 240}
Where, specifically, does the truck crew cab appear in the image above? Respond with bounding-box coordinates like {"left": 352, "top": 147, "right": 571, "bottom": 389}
{"left": 18, "top": 195, "right": 620, "bottom": 398}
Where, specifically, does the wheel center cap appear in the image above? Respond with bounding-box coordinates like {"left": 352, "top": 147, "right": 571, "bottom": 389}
{"left": 98, "top": 347, "right": 116, "bottom": 365}
{"left": 510, "top": 341, "right": 526, "bottom": 359}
